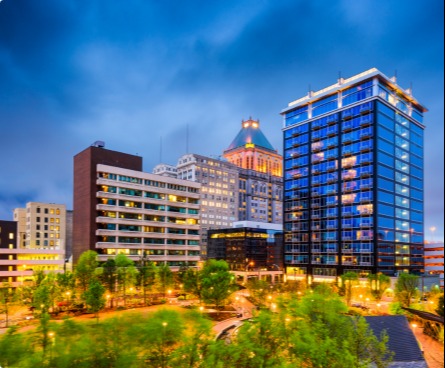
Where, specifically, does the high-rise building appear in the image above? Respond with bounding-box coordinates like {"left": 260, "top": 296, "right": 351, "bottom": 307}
{"left": 281, "top": 68, "right": 427, "bottom": 279}
{"left": 73, "top": 143, "right": 143, "bottom": 263}
{"left": 73, "top": 145, "right": 201, "bottom": 268}
{"left": 175, "top": 154, "right": 239, "bottom": 257}
{"left": 224, "top": 118, "right": 283, "bottom": 224}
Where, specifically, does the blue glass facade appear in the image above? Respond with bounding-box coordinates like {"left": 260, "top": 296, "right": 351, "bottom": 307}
{"left": 282, "top": 72, "right": 426, "bottom": 277}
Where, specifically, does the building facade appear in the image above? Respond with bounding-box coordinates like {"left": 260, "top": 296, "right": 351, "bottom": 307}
{"left": 153, "top": 163, "right": 178, "bottom": 178}
{"left": 281, "top": 68, "right": 426, "bottom": 279}
{"left": 73, "top": 144, "right": 143, "bottom": 263}
{"left": 14, "top": 203, "right": 67, "bottom": 275}
{"left": 73, "top": 144, "right": 202, "bottom": 268}
{"left": 1, "top": 202, "right": 67, "bottom": 285}
{"left": 175, "top": 154, "right": 239, "bottom": 257}
{"left": 223, "top": 119, "right": 283, "bottom": 224}
{"left": 0, "top": 221, "right": 18, "bottom": 284}
{"left": 207, "top": 221, "right": 284, "bottom": 273}
{"left": 424, "top": 241, "right": 444, "bottom": 287}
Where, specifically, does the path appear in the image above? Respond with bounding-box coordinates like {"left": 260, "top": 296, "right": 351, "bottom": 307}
{"left": 412, "top": 326, "right": 444, "bottom": 368}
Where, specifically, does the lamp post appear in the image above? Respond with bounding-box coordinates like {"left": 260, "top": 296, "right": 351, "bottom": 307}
{"left": 430, "top": 226, "right": 436, "bottom": 242}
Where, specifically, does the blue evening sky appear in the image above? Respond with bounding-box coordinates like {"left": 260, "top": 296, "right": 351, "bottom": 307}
{"left": 0, "top": 0, "right": 443, "bottom": 240}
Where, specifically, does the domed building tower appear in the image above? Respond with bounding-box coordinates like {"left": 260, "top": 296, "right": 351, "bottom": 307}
{"left": 223, "top": 119, "right": 282, "bottom": 177}
{"left": 223, "top": 118, "right": 283, "bottom": 224}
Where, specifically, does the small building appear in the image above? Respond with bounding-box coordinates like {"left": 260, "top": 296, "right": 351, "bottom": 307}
{"left": 364, "top": 315, "right": 427, "bottom": 368}
{"left": 424, "top": 241, "right": 444, "bottom": 288}
{"left": 207, "top": 221, "right": 284, "bottom": 283}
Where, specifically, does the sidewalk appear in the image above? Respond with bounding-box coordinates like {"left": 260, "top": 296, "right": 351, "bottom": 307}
{"left": 413, "top": 327, "right": 444, "bottom": 368}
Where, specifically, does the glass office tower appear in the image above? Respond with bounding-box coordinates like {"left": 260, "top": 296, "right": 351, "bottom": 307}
{"left": 281, "top": 69, "right": 427, "bottom": 279}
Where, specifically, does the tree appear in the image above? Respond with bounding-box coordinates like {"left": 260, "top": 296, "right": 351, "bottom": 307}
{"left": 75, "top": 250, "right": 99, "bottom": 293}
{"left": 136, "top": 261, "right": 156, "bottom": 305}
{"left": 0, "top": 284, "right": 14, "bottom": 328}
{"left": 200, "top": 260, "right": 234, "bottom": 310}
{"left": 157, "top": 264, "right": 174, "bottom": 297}
{"left": 182, "top": 268, "right": 201, "bottom": 299}
{"left": 395, "top": 273, "right": 419, "bottom": 307}
{"left": 341, "top": 271, "right": 359, "bottom": 306}
{"left": 246, "top": 279, "right": 270, "bottom": 306}
{"left": 0, "top": 326, "right": 30, "bottom": 367}
{"left": 368, "top": 273, "right": 391, "bottom": 301}
{"left": 101, "top": 258, "right": 117, "bottom": 307}
{"left": 115, "top": 254, "right": 137, "bottom": 305}
{"left": 84, "top": 280, "right": 106, "bottom": 323}
{"left": 139, "top": 309, "right": 185, "bottom": 367}
{"left": 436, "top": 294, "right": 444, "bottom": 317}
{"left": 347, "top": 316, "right": 393, "bottom": 367}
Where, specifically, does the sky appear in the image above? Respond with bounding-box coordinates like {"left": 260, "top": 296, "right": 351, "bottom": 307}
{"left": 0, "top": 0, "right": 443, "bottom": 240}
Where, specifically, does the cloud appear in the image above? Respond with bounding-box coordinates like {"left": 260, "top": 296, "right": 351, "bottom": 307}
{"left": 0, "top": 0, "right": 443, "bottom": 238}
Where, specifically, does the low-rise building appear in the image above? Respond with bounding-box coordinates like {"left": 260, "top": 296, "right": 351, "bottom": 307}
{"left": 1, "top": 202, "right": 68, "bottom": 286}
{"left": 207, "top": 221, "right": 284, "bottom": 283}
{"left": 424, "top": 241, "right": 444, "bottom": 288}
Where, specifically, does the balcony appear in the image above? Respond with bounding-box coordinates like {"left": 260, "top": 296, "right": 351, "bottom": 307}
{"left": 359, "top": 144, "right": 372, "bottom": 152}
{"left": 360, "top": 131, "right": 372, "bottom": 140}
{"left": 342, "top": 112, "right": 353, "bottom": 121}
{"left": 327, "top": 129, "right": 337, "bottom": 137}
{"left": 360, "top": 262, "right": 372, "bottom": 266}
{"left": 359, "top": 104, "right": 372, "bottom": 114}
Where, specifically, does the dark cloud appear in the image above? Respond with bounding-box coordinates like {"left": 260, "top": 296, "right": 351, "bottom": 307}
{"left": 0, "top": 0, "right": 443, "bottom": 238}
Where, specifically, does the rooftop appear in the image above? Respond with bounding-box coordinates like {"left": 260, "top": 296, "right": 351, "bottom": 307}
{"left": 281, "top": 68, "right": 427, "bottom": 114}
{"left": 225, "top": 119, "right": 277, "bottom": 153}
{"left": 364, "top": 315, "right": 426, "bottom": 365}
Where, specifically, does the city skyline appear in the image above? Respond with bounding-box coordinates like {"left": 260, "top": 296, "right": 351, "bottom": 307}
{"left": 0, "top": 0, "right": 443, "bottom": 239}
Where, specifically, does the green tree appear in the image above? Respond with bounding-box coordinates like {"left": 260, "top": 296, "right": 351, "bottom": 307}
{"left": 246, "top": 279, "right": 270, "bottom": 306}
{"left": 341, "top": 271, "right": 359, "bottom": 306}
{"left": 368, "top": 273, "right": 391, "bottom": 301}
{"left": 0, "top": 326, "right": 30, "bottom": 367}
{"left": 75, "top": 250, "right": 99, "bottom": 293}
{"left": 395, "top": 273, "right": 419, "bottom": 307}
{"left": 101, "top": 258, "right": 117, "bottom": 307}
{"left": 139, "top": 309, "right": 186, "bottom": 367}
{"left": 436, "top": 294, "right": 444, "bottom": 317}
{"left": 347, "top": 316, "right": 393, "bottom": 367}
{"left": 136, "top": 260, "right": 156, "bottom": 305}
{"left": 115, "top": 254, "right": 137, "bottom": 305}
{"left": 84, "top": 280, "right": 106, "bottom": 323}
{"left": 157, "top": 263, "right": 174, "bottom": 297}
{"left": 0, "top": 284, "right": 15, "bottom": 328}
{"left": 182, "top": 267, "right": 201, "bottom": 299}
{"left": 200, "top": 260, "right": 234, "bottom": 311}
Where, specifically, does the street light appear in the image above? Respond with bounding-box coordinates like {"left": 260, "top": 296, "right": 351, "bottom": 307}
{"left": 430, "top": 226, "right": 436, "bottom": 242}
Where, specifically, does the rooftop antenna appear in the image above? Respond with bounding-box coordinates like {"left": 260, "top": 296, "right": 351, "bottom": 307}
{"left": 186, "top": 124, "right": 189, "bottom": 154}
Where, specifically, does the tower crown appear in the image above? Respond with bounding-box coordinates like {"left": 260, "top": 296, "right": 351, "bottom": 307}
{"left": 225, "top": 118, "right": 276, "bottom": 153}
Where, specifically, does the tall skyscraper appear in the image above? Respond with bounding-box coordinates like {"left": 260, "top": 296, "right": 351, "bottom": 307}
{"left": 224, "top": 118, "right": 283, "bottom": 224}
{"left": 281, "top": 68, "right": 427, "bottom": 279}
